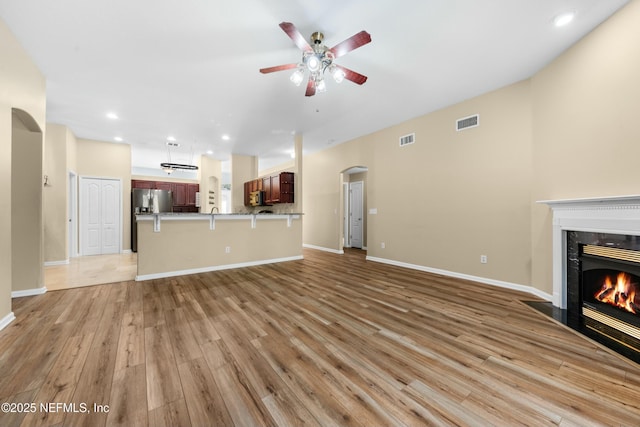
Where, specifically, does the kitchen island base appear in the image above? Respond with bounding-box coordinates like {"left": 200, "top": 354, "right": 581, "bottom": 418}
{"left": 135, "top": 214, "right": 302, "bottom": 280}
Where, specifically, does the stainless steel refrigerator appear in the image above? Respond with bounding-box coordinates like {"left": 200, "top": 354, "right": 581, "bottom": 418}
{"left": 131, "top": 189, "right": 173, "bottom": 252}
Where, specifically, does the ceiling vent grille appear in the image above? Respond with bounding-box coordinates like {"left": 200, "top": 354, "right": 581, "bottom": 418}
{"left": 456, "top": 114, "right": 479, "bottom": 131}
{"left": 166, "top": 141, "right": 181, "bottom": 147}
{"left": 399, "top": 133, "right": 415, "bottom": 147}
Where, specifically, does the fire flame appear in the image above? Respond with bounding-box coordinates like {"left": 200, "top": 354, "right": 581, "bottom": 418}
{"left": 594, "top": 272, "right": 638, "bottom": 314}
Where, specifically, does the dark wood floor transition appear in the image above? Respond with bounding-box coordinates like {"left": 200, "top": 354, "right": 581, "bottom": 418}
{"left": 1, "top": 248, "right": 639, "bottom": 426}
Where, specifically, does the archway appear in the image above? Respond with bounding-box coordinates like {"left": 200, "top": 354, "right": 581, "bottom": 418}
{"left": 11, "top": 108, "right": 45, "bottom": 297}
{"left": 340, "top": 166, "right": 369, "bottom": 252}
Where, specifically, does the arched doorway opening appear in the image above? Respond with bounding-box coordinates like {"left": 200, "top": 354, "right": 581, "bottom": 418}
{"left": 340, "top": 166, "right": 368, "bottom": 252}
{"left": 11, "top": 108, "right": 45, "bottom": 297}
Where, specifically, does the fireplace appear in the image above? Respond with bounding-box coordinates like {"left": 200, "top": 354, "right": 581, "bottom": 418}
{"left": 539, "top": 195, "right": 640, "bottom": 363}
{"left": 579, "top": 243, "right": 640, "bottom": 353}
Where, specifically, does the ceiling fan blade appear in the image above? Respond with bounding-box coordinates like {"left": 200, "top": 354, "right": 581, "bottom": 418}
{"left": 259, "top": 63, "right": 299, "bottom": 74}
{"left": 305, "top": 78, "right": 316, "bottom": 97}
{"left": 279, "top": 22, "right": 313, "bottom": 53}
{"left": 333, "top": 64, "right": 368, "bottom": 85}
{"left": 329, "top": 31, "right": 371, "bottom": 58}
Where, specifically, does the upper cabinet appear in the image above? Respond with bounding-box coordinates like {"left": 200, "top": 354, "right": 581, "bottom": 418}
{"left": 269, "top": 172, "right": 294, "bottom": 204}
{"left": 244, "top": 172, "right": 294, "bottom": 206}
{"left": 131, "top": 180, "right": 200, "bottom": 211}
{"left": 131, "top": 180, "right": 155, "bottom": 189}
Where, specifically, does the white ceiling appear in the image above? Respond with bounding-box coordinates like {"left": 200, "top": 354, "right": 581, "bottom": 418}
{"left": 0, "top": 0, "right": 629, "bottom": 173}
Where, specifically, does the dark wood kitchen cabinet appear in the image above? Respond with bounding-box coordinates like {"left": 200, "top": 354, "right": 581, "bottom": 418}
{"left": 131, "top": 180, "right": 155, "bottom": 189}
{"left": 270, "top": 172, "right": 294, "bottom": 203}
{"left": 244, "top": 172, "right": 295, "bottom": 206}
{"left": 243, "top": 172, "right": 294, "bottom": 206}
{"left": 262, "top": 176, "right": 272, "bottom": 203}
{"left": 244, "top": 182, "right": 250, "bottom": 206}
{"left": 131, "top": 180, "right": 199, "bottom": 211}
{"left": 187, "top": 184, "right": 199, "bottom": 206}
{"left": 173, "top": 183, "right": 187, "bottom": 206}
{"left": 155, "top": 181, "right": 172, "bottom": 192}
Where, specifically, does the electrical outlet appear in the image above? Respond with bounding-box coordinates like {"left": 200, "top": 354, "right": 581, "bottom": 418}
{"left": 480, "top": 255, "right": 487, "bottom": 264}
{"left": 225, "top": 246, "right": 231, "bottom": 254}
{"left": 381, "top": 242, "right": 386, "bottom": 249}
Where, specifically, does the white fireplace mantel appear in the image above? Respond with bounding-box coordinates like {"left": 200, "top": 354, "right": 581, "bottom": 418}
{"left": 538, "top": 195, "right": 640, "bottom": 309}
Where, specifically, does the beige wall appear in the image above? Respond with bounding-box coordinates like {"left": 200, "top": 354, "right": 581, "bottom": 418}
{"left": 0, "top": 18, "right": 46, "bottom": 322}
{"left": 305, "top": 80, "right": 533, "bottom": 286}
{"left": 304, "top": 136, "right": 372, "bottom": 250}
{"left": 43, "top": 124, "right": 78, "bottom": 263}
{"left": 199, "top": 155, "right": 222, "bottom": 213}
{"left": 12, "top": 122, "right": 44, "bottom": 293}
{"left": 530, "top": 0, "right": 640, "bottom": 295}
{"left": 76, "top": 138, "right": 132, "bottom": 250}
{"left": 44, "top": 124, "right": 69, "bottom": 262}
{"left": 231, "top": 154, "right": 258, "bottom": 212}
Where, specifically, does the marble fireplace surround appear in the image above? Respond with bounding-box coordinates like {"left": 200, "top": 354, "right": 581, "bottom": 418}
{"left": 538, "top": 195, "right": 640, "bottom": 310}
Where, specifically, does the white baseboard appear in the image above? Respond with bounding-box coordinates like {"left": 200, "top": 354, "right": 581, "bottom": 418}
{"left": 44, "top": 259, "right": 69, "bottom": 267}
{"left": 366, "top": 256, "right": 553, "bottom": 302}
{"left": 0, "top": 311, "right": 16, "bottom": 331}
{"left": 135, "top": 255, "right": 304, "bottom": 281}
{"left": 12, "top": 287, "right": 47, "bottom": 298}
{"left": 303, "top": 244, "right": 344, "bottom": 255}
{"left": 122, "top": 249, "right": 132, "bottom": 254}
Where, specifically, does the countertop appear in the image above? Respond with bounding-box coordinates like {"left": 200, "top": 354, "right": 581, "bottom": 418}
{"left": 136, "top": 212, "right": 302, "bottom": 217}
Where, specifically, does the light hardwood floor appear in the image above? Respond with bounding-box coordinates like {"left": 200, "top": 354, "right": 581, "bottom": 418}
{"left": 2, "top": 248, "right": 639, "bottom": 426}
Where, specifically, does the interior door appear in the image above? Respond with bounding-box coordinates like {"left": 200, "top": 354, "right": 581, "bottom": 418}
{"left": 349, "top": 181, "right": 363, "bottom": 249}
{"left": 343, "top": 183, "right": 349, "bottom": 248}
{"left": 101, "top": 180, "right": 120, "bottom": 253}
{"left": 80, "top": 177, "right": 121, "bottom": 255}
{"left": 68, "top": 171, "right": 78, "bottom": 258}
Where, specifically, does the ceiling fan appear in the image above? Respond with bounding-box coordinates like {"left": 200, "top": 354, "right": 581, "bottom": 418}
{"left": 260, "top": 22, "right": 371, "bottom": 96}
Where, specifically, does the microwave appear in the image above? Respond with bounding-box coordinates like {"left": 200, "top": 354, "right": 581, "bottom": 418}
{"left": 249, "top": 190, "right": 264, "bottom": 206}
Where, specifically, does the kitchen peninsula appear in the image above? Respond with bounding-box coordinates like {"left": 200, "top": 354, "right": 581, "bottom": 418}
{"left": 135, "top": 212, "right": 302, "bottom": 280}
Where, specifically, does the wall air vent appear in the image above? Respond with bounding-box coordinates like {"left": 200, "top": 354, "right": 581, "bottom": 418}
{"left": 399, "top": 133, "right": 415, "bottom": 147}
{"left": 456, "top": 114, "right": 479, "bottom": 131}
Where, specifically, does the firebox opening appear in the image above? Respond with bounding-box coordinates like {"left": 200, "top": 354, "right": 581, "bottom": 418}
{"left": 579, "top": 243, "right": 640, "bottom": 354}
{"left": 583, "top": 269, "right": 640, "bottom": 320}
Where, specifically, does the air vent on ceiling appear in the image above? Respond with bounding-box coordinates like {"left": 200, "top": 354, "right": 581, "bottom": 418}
{"left": 399, "top": 133, "right": 415, "bottom": 147}
{"left": 456, "top": 114, "right": 479, "bottom": 131}
{"left": 166, "top": 141, "right": 181, "bottom": 147}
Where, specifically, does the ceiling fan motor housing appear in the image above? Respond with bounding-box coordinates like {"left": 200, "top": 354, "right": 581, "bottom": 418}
{"left": 310, "top": 31, "right": 324, "bottom": 44}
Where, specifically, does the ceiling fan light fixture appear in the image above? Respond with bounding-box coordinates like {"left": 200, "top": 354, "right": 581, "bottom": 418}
{"left": 316, "top": 78, "right": 327, "bottom": 93}
{"left": 306, "top": 55, "right": 321, "bottom": 72}
{"left": 332, "top": 67, "right": 345, "bottom": 83}
{"left": 261, "top": 22, "right": 370, "bottom": 97}
{"left": 290, "top": 68, "right": 304, "bottom": 86}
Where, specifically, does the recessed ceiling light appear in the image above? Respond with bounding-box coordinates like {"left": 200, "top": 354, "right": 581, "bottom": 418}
{"left": 206, "top": 150, "right": 214, "bottom": 155}
{"left": 221, "top": 134, "right": 230, "bottom": 141}
{"left": 554, "top": 11, "right": 575, "bottom": 27}
{"left": 167, "top": 136, "right": 176, "bottom": 142}
{"left": 114, "top": 136, "right": 123, "bottom": 142}
{"left": 106, "top": 112, "right": 118, "bottom": 120}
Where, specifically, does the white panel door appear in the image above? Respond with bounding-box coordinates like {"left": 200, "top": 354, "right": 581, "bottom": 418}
{"left": 349, "top": 181, "right": 363, "bottom": 249}
{"left": 101, "top": 180, "right": 120, "bottom": 253}
{"left": 80, "top": 177, "right": 121, "bottom": 255}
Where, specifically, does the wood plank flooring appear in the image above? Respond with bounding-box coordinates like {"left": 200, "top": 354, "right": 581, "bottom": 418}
{"left": 2, "top": 248, "right": 639, "bottom": 426}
